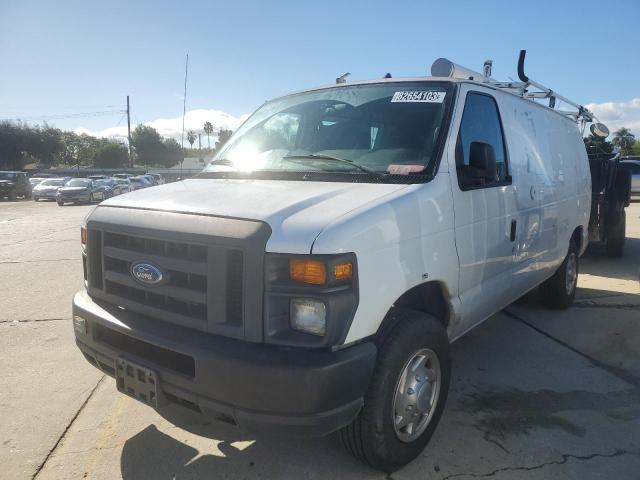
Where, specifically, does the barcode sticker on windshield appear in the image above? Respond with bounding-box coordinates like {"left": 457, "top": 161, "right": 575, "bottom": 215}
{"left": 391, "top": 91, "right": 446, "bottom": 103}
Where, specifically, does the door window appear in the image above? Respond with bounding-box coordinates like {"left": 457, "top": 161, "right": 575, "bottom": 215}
{"left": 456, "top": 92, "right": 509, "bottom": 190}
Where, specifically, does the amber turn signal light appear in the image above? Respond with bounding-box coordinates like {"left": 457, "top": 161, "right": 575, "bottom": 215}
{"left": 290, "top": 259, "right": 326, "bottom": 285}
{"left": 333, "top": 262, "right": 353, "bottom": 280}
{"left": 81, "top": 226, "right": 87, "bottom": 245}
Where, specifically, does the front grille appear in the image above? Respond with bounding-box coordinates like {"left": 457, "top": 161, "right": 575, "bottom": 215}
{"left": 99, "top": 232, "right": 210, "bottom": 327}
{"left": 85, "top": 209, "right": 269, "bottom": 342}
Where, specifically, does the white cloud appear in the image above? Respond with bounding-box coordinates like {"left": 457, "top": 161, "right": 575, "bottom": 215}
{"left": 75, "top": 108, "right": 250, "bottom": 143}
{"left": 585, "top": 98, "right": 640, "bottom": 137}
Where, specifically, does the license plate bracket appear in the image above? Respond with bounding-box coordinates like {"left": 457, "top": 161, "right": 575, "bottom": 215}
{"left": 116, "top": 358, "right": 160, "bottom": 408}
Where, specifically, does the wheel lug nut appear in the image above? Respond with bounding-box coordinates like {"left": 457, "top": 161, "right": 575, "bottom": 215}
{"left": 407, "top": 388, "right": 414, "bottom": 395}
{"left": 406, "top": 405, "right": 413, "bottom": 411}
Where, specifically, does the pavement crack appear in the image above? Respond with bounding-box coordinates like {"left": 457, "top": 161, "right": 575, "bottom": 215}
{"left": 32, "top": 376, "right": 106, "bottom": 479}
{"left": 503, "top": 309, "right": 640, "bottom": 387}
{"left": 473, "top": 425, "right": 511, "bottom": 454}
{"left": 0, "top": 258, "right": 78, "bottom": 265}
{"left": 0, "top": 317, "right": 69, "bottom": 324}
{"left": 573, "top": 300, "right": 640, "bottom": 311}
{"left": 440, "top": 449, "right": 639, "bottom": 479}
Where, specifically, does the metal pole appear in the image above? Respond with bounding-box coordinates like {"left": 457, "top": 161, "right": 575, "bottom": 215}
{"left": 126, "top": 95, "right": 132, "bottom": 168}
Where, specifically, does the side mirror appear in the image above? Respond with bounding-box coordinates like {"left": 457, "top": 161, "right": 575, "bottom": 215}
{"left": 469, "top": 141, "right": 498, "bottom": 183}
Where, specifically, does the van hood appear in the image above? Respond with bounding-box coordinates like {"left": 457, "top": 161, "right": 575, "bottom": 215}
{"left": 100, "top": 178, "right": 409, "bottom": 253}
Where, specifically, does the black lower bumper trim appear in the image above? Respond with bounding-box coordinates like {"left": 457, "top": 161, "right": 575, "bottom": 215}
{"left": 72, "top": 290, "right": 376, "bottom": 437}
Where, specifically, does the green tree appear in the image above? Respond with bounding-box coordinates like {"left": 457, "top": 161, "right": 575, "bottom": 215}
{"left": 203, "top": 122, "right": 213, "bottom": 149}
{"left": 215, "top": 129, "right": 233, "bottom": 151}
{"left": 132, "top": 125, "right": 165, "bottom": 167}
{"left": 584, "top": 134, "right": 613, "bottom": 154}
{"left": 93, "top": 142, "right": 128, "bottom": 168}
{"left": 187, "top": 130, "right": 197, "bottom": 149}
{"left": 158, "top": 138, "right": 183, "bottom": 168}
{"left": 611, "top": 127, "right": 635, "bottom": 155}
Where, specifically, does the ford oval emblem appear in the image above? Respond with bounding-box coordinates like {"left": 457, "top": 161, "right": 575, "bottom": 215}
{"left": 130, "top": 262, "right": 164, "bottom": 286}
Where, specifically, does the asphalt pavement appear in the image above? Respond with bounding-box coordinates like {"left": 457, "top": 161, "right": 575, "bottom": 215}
{"left": 1, "top": 198, "right": 639, "bottom": 480}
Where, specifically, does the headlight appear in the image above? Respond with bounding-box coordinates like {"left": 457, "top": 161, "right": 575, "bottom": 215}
{"left": 264, "top": 253, "right": 358, "bottom": 347}
{"left": 290, "top": 298, "right": 326, "bottom": 336}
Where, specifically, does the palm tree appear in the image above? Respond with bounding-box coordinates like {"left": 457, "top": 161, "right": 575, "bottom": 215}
{"left": 612, "top": 127, "right": 635, "bottom": 155}
{"left": 203, "top": 122, "right": 213, "bottom": 149}
{"left": 187, "top": 130, "right": 197, "bottom": 149}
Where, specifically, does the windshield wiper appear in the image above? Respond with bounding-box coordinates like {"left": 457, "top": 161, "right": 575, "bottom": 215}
{"left": 283, "top": 154, "right": 385, "bottom": 178}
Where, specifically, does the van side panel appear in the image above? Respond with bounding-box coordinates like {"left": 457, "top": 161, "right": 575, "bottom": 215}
{"left": 497, "top": 90, "right": 590, "bottom": 285}
{"left": 311, "top": 174, "right": 461, "bottom": 344}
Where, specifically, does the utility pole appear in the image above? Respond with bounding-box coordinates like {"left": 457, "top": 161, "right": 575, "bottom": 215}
{"left": 198, "top": 133, "right": 201, "bottom": 150}
{"left": 126, "top": 95, "right": 132, "bottom": 168}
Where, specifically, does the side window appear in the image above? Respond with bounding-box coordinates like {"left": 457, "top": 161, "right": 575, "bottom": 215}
{"left": 456, "top": 92, "right": 509, "bottom": 190}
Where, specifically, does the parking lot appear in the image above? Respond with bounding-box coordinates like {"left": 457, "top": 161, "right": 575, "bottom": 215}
{"left": 1, "top": 199, "right": 639, "bottom": 480}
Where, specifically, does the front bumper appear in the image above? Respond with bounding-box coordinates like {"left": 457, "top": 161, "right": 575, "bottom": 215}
{"left": 59, "top": 194, "right": 91, "bottom": 202}
{"left": 35, "top": 190, "right": 57, "bottom": 199}
{"left": 72, "top": 290, "right": 376, "bottom": 436}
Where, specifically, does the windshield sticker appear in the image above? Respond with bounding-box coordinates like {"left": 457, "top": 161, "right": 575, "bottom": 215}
{"left": 391, "top": 91, "right": 446, "bottom": 103}
{"left": 387, "top": 164, "right": 425, "bottom": 175}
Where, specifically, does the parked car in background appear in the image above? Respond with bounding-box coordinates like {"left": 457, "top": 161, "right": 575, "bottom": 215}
{"left": 146, "top": 173, "right": 165, "bottom": 185}
{"left": 619, "top": 158, "right": 640, "bottom": 196}
{"left": 88, "top": 175, "right": 108, "bottom": 181}
{"left": 29, "top": 177, "right": 46, "bottom": 188}
{"left": 113, "top": 173, "right": 135, "bottom": 179}
{"left": 95, "top": 178, "right": 126, "bottom": 197}
{"left": 0, "top": 171, "right": 31, "bottom": 200}
{"left": 33, "top": 178, "right": 69, "bottom": 201}
{"left": 56, "top": 178, "right": 106, "bottom": 206}
{"left": 129, "top": 175, "right": 153, "bottom": 190}
{"left": 114, "top": 178, "right": 133, "bottom": 192}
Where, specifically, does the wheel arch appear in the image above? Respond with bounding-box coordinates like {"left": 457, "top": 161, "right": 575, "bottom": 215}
{"left": 375, "top": 281, "right": 453, "bottom": 342}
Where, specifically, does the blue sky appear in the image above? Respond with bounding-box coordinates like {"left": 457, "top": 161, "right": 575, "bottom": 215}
{"left": 1, "top": 0, "right": 639, "bottom": 138}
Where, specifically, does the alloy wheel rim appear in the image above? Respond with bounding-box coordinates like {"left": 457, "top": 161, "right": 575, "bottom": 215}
{"left": 392, "top": 348, "right": 441, "bottom": 443}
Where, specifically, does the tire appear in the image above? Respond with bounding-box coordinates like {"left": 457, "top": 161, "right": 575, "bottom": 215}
{"left": 606, "top": 210, "right": 625, "bottom": 258}
{"left": 8, "top": 192, "right": 16, "bottom": 201}
{"left": 24, "top": 191, "right": 31, "bottom": 200}
{"left": 57, "top": 200, "right": 64, "bottom": 206}
{"left": 33, "top": 197, "right": 38, "bottom": 202}
{"left": 339, "top": 308, "right": 451, "bottom": 473}
{"left": 540, "top": 238, "right": 578, "bottom": 309}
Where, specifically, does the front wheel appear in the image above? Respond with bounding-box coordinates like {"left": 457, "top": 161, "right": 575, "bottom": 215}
{"left": 339, "top": 309, "right": 450, "bottom": 473}
{"left": 540, "top": 238, "right": 578, "bottom": 309}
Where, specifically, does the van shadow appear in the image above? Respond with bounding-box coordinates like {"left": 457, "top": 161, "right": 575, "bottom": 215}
{"left": 119, "top": 412, "right": 380, "bottom": 480}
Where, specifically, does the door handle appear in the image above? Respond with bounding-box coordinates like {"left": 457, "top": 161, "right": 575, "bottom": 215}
{"left": 510, "top": 220, "right": 517, "bottom": 242}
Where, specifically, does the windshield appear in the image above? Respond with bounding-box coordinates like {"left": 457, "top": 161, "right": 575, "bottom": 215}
{"left": 66, "top": 179, "right": 90, "bottom": 187}
{"left": 0, "top": 172, "right": 17, "bottom": 180}
{"left": 203, "top": 81, "right": 452, "bottom": 182}
{"left": 40, "top": 179, "right": 66, "bottom": 186}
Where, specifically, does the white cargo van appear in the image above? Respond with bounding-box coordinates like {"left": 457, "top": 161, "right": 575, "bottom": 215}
{"left": 72, "top": 52, "right": 597, "bottom": 471}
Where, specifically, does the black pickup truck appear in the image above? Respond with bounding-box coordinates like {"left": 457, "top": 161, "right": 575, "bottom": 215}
{"left": 588, "top": 152, "right": 632, "bottom": 257}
